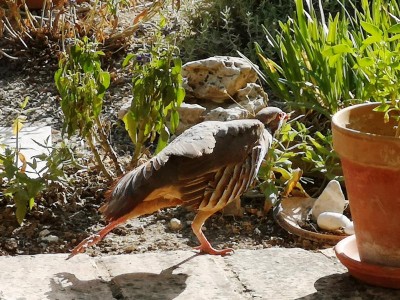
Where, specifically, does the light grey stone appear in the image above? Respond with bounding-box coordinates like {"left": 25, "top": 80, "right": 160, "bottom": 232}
{"left": 183, "top": 56, "right": 257, "bottom": 103}
{"left": 99, "top": 252, "right": 243, "bottom": 300}
{"left": 169, "top": 218, "right": 183, "bottom": 231}
{"left": 226, "top": 249, "right": 400, "bottom": 299}
{"left": 1, "top": 250, "right": 400, "bottom": 299}
{"left": 232, "top": 83, "right": 268, "bottom": 113}
{"left": 178, "top": 103, "right": 206, "bottom": 124}
{"left": 204, "top": 107, "right": 250, "bottom": 122}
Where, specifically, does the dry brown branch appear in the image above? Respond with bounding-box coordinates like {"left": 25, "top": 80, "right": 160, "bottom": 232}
{"left": 0, "top": 0, "right": 180, "bottom": 58}
{"left": 0, "top": 48, "right": 18, "bottom": 59}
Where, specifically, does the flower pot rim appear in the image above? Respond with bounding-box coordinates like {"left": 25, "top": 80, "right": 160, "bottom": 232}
{"left": 332, "top": 102, "right": 399, "bottom": 143}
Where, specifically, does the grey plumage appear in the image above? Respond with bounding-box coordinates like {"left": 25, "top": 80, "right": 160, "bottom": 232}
{"left": 101, "top": 119, "right": 272, "bottom": 220}
{"left": 69, "top": 107, "right": 286, "bottom": 258}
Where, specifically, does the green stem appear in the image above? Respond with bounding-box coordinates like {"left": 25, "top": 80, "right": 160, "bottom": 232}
{"left": 131, "top": 126, "right": 146, "bottom": 167}
{"left": 86, "top": 131, "right": 113, "bottom": 181}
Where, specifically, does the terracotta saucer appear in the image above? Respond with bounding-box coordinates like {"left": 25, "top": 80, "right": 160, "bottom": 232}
{"left": 335, "top": 235, "right": 400, "bottom": 289}
{"left": 274, "top": 197, "right": 347, "bottom": 246}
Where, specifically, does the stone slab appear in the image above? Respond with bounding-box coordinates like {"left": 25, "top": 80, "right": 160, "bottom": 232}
{"left": 1, "top": 249, "right": 400, "bottom": 299}
{"left": 0, "top": 254, "right": 112, "bottom": 300}
{"left": 227, "top": 248, "right": 400, "bottom": 299}
{"left": 0, "top": 126, "right": 52, "bottom": 178}
{"left": 99, "top": 251, "right": 243, "bottom": 299}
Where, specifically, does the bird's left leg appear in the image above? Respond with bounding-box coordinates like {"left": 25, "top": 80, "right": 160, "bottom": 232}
{"left": 191, "top": 210, "right": 234, "bottom": 256}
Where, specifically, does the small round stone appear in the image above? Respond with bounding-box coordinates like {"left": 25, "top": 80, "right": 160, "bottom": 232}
{"left": 169, "top": 218, "right": 182, "bottom": 231}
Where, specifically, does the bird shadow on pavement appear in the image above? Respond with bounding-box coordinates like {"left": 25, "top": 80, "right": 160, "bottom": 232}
{"left": 295, "top": 273, "right": 400, "bottom": 299}
{"left": 45, "top": 254, "right": 198, "bottom": 300}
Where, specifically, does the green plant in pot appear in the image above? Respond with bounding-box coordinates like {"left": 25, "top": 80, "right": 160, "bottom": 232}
{"left": 332, "top": 0, "right": 400, "bottom": 288}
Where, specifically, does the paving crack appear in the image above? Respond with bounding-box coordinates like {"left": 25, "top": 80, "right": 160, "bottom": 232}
{"left": 215, "top": 257, "right": 254, "bottom": 300}
{"left": 95, "top": 257, "right": 125, "bottom": 299}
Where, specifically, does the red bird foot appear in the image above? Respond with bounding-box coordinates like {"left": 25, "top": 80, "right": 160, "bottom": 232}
{"left": 194, "top": 244, "right": 234, "bottom": 256}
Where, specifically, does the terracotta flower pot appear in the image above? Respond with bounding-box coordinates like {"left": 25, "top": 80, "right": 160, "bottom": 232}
{"left": 25, "top": 0, "right": 45, "bottom": 9}
{"left": 332, "top": 102, "right": 400, "bottom": 267}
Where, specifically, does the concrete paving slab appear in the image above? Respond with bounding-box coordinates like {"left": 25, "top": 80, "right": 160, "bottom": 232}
{"left": 1, "top": 249, "right": 400, "bottom": 300}
{"left": 227, "top": 248, "right": 346, "bottom": 299}
{"left": 99, "top": 251, "right": 243, "bottom": 299}
{"left": 0, "top": 254, "right": 113, "bottom": 300}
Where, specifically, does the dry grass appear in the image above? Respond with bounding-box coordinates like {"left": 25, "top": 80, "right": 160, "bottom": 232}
{"left": 0, "top": 0, "right": 180, "bottom": 59}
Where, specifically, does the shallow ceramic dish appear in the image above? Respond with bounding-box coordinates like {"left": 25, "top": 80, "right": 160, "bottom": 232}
{"left": 335, "top": 235, "right": 400, "bottom": 289}
{"left": 274, "top": 197, "right": 347, "bottom": 245}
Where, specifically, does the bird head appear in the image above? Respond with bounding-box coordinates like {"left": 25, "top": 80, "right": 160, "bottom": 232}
{"left": 255, "top": 107, "right": 288, "bottom": 136}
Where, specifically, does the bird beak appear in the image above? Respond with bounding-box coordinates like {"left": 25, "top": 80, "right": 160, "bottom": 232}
{"left": 280, "top": 111, "right": 289, "bottom": 121}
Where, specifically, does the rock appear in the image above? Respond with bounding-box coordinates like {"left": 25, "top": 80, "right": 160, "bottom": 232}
{"left": 311, "top": 180, "right": 347, "bottom": 221}
{"left": 344, "top": 222, "right": 355, "bottom": 235}
{"left": 204, "top": 107, "right": 249, "bottom": 122}
{"left": 178, "top": 103, "right": 206, "bottom": 124}
{"left": 183, "top": 56, "right": 257, "bottom": 103}
{"left": 4, "top": 238, "right": 17, "bottom": 251}
{"left": 175, "top": 103, "right": 207, "bottom": 134}
{"left": 232, "top": 83, "right": 268, "bottom": 113}
{"left": 39, "top": 229, "right": 51, "bottom": 237}
{"left": 317, "top": 212, "right": 352, "bottom": 231}
{"left": 41, "top": 235, "right": 59, "bottom": 243}
{"left": 117, "top": 96, "right": 133, "bottom": 119}
{"left": 222, "top": 198, "right": 243, "bottom": 217}
{"left": 169, "top": 218, "right": 182, "bottom": 231}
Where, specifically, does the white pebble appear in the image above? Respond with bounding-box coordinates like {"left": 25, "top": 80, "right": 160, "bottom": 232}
{"left": 169, "top": 218, "right": 182, "bottom": 231}
{"left": 39, "top": 229, "right": 51, "bottom": 237}
{"left": 317, "top": 212, "right": 352, "bottom": 231}
{"left": 41, "top": 235, "right": 59, "bottom": 243}
{"left": 312, "top": 180, "right": 347, "bottom": 221}
{"left": 344, "top": 222, "right": 355, "bottom": 235}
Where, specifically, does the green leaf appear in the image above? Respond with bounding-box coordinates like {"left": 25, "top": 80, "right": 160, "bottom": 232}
{"left": 360, "top": 21, "right": 382, "bottom": 37}
{"left": 373, "top": 103, "right": 391, "bottom": 112}
{"left": 322, "top": 44, "right": 353, "bottom": 57}
{"left": 362, "top": 35, "right": 382, "bottom": 46}
{"left": 123, "top": 54, "right": 136, "bottom": 68}
{"left": 388, "top": 24, "right": 400, "bottom": 34}
{"left": 99, "top": 72, "right": 111, "bottom": 89}
{"left": 155, "top": 125, "right": 170, "bottom": 154}
{"left": 170, "top": 110, "right": 179, "bottom": 133}
{"left": 15, "top": 191, "right": 29, "bottom": 224}
{"left": 356, "top": 57, "right": 375, "bottom": 67}
{"left": 20, "top": 96, "right": 30, "bottom": 109}
{"left": 388, "top": 34, "right": 400, "bottom": 42}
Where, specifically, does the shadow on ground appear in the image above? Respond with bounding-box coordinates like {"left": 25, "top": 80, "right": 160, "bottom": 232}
{"left": 297, "top": 273, "right": 400, "bottom": 299}
{"left": 47, "top": 271, "right": 188, "bottom": 300}
{"left": 45, "top": 256, "right": 198, "bottom": 300}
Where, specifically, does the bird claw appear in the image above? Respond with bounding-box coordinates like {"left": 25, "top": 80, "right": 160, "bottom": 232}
{"left": 193, "top": 245, "right": 234, "bottom": 256}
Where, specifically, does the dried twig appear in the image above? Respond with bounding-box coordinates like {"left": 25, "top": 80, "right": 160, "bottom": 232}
{"left": 0, "top": 48, "right": 18, "bottom": 59}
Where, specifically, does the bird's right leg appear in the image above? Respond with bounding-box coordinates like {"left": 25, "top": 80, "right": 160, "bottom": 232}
{"left": 67, "top": 217, "right": 127, "bottom": 260}
{"left": 191, "top": 210, "right": 234, "bottom": 256}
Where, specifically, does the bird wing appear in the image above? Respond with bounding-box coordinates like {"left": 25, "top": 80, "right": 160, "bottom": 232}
{"left": 101, "top": 119, "right": 269, "bottom": 220}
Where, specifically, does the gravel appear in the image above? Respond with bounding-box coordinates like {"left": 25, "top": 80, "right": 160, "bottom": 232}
{"left": 0, "top": 53, "right": 330, "bottom": 258}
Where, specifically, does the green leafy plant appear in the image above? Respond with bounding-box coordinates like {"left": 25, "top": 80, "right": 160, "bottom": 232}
{"left": 122, "top": 18, "right": 185, "bottom": 165}
{"left": 179, "top": 0, "right": 297, "bottom": 62}
{"left": 55, "top": 37, "right": 122, "bottom": 179}
{"left": 0, "top": 98, "right": 75, "bottom": 224}
{"left": 258, "top": 114, "right": 342, "bottom": 201}
{"left": 247, "top": 0, "right": 371, "bottom": 193}
{"left": 253, "top": 0, "right": 362, "bottom": 119}
{"left": 351, "top": 0, "right": 400, "bottom": 137}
